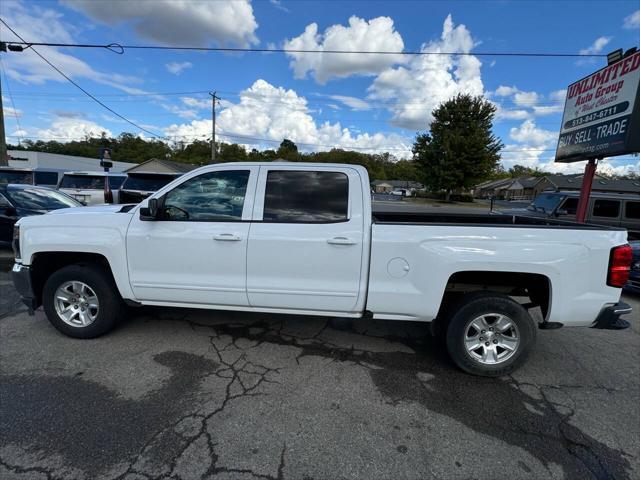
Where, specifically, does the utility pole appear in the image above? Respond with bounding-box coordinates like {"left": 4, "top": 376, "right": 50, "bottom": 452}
{"left": 209, "top": 91, "right": 220, "bottom": 163}
{"left": 0, "top": 49, "right": 8, "bottom": 166}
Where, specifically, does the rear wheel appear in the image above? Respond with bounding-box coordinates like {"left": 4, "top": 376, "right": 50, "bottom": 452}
{"left": 43, "top": 264, "right": 123, "bottom": 338}
{"left": 446, "top": 292, "right": 536, "bottom": 377}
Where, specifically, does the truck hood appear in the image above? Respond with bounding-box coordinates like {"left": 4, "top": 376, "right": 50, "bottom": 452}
{"left": 47, "top": 204, "right": 133, "bottom": 215}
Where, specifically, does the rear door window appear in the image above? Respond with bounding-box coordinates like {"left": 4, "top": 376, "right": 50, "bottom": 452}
{"left": 263, "top": 170, "right": 349, "bottom": 223}
{"left": 59, "top": 175, "right": 105, "bottom": 189}
{"left": 592, "top": 199, "right": 620, "bottom": 218}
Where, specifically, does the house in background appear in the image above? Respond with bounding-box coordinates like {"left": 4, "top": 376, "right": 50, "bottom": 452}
{"left": 371, "top": 180, "right": 425, "bottom": 194}
{"left": 475, "top": 173, "right": 640, "bottom": 200}
{"left": 504, "top": 176, "right": 551, "bottom": 200}
{"left": 125, "top": 158, "right": 197, "bottom": 174}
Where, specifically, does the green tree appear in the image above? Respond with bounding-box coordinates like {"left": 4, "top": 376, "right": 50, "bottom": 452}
{"left": 277, "top": 139, "right": 300, "bottom": 161}
{"left": 413, "top": 94, "right": 502, "bottom": 201}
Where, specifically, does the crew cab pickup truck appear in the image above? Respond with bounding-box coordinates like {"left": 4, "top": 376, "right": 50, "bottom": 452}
{"left": 12, "top": 163, "right": 634, "bottom": 376}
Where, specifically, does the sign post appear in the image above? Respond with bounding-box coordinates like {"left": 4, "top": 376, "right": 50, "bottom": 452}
{"left": 99, "top": 148, "right": 114, "bottom": 204}
{"left": 555, "top": 48, "right": 640, "bottom": 222}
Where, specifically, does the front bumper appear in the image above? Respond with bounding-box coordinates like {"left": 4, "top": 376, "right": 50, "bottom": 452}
{"left": 591, "top": 302, "right": 632, "bottom": 330}
{"left": 11, "top": 263, "right": 37, "bottom": 314}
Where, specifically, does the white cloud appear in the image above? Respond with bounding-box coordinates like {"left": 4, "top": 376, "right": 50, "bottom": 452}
{"left": 327, "top": 95, "right": 371, "bottom": 111}
{"left": 165, "top": 61, "right": 193, "bottom": 75}
{"left": 531, "top": 105, "right": 564, "bottom": 116}
{"left": 0, "top": 2, "right": 144, "bottom": 94}
{"left": 2, "top": 102, "right": 22, "bottom": 118}
{"left": 513, "top": 90, "right": 539, "bottom": 106}
{"left": 270, "top": 0, "right": 289, "bottom": 13}
{"left": 36, "top": 117, "right": 113, "bottom": 141}
{"left": 367, "top": 15, "right": 483, "bottom": 130}
{"left": 495, "top": 107, "right": 530, "bottom": 121}
{"left": 494, "top": 85, "right": 519, "bottom": 97}
{"left": 160, "top": 103, "right": 198, "bottom": 120}
{"left": 623, "top": 10, "right": 640, "bottom": 29}
{"left": 492, "top": 86, "right": 566, "bottom": 120}
{"left": 164, "top": 79, "right": 412, "bottom": 157}
{"left": 509, "top": 120, "right": 556, "bottom": 146}
{"left": 63, "top": 0, "right": 258, "bottom": 47}
{"left": 284, "top": 16, "right": 405, "bottom": 84}
{"left": 577, "top": 37, "right": 612, "bottom": 65}
{"left": 181, "top": 97, "right": 210, "bottom": 109}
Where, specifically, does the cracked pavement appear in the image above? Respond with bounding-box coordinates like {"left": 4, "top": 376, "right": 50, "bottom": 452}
{"left": 0, "top": 251, "right": 639, "bottom": 479}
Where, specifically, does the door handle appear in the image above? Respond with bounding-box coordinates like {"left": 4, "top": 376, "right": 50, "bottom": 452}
{"left": 213, "top": 233, "right": 241, "bottom": 241}
{"left": 327, "top": 236, "right": 356, "bottom": 245}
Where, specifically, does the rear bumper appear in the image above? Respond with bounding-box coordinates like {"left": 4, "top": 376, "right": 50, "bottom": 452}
{"left": 591, "top": 302, "right": 632, "bottom": 330}
{"left": 11, "top": 263, "right": 37, "bottom": 314}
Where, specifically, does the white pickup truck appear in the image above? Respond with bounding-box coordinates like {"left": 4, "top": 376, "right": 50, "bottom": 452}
{"left": 11, "top": 162, "right": 633, "bottom": 376}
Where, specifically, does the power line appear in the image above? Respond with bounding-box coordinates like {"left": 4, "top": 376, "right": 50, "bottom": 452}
{"left": 2, "top": 40, "right": 607, "bottom": 58}
{"left": 0, "top": 60, "right": 23, "bottom": 144}
{"left": 0, "top": 19, "right": 166, "bottom": 139}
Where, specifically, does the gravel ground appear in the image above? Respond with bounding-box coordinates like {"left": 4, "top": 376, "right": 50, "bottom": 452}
{"left": 0, "top": 249, "right": 638, "bottom": 480}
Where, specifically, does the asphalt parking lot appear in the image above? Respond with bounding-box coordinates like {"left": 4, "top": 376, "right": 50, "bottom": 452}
{"left": 0, "top": 250, "right": 638, "bottom": 480}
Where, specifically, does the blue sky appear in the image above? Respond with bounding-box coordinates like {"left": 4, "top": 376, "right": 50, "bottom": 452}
{"left": 1, "top": 0, "right": 639, "bottom": 174}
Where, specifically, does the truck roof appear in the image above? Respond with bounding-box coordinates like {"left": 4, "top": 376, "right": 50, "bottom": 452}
{"left": 543, "top": 190, "right": 640, "bottom": 201}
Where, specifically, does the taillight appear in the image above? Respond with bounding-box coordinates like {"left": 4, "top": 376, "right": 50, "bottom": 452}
{"left": 607, "top": 244, "right": 632, "bottom": 288}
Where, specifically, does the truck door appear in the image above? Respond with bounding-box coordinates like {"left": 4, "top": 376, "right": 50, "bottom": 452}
{"left": 247, "top": 167, "right": 365, "bottom": 312}
{"left": 126, "top": 166, "right": 258, "bottom": 306}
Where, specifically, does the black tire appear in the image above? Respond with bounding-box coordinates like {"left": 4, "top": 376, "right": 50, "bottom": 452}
{"left": 445, "top": 292, "right": 537, "bottom": 377}
{"left": 42, "top": 264, "right": 123, "bottom": 339}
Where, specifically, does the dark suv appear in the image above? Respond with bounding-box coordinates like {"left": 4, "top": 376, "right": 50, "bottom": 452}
{"left": 499, "top": 191, "right": 640, "bottom": 240}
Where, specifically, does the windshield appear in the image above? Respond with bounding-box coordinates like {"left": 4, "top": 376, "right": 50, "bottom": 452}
{"left": 528, "top": 194, "right": 565, "bottom": 214}
{"left": 121, "top": 175, "right": 176, "bottom": 191}
{"left": 59, "top": 175, "right": 125, "bottom": 189}
{"left": 0, "top": 171, "right": 34, "bottom": 185}
{"left": 6, "top": 187, "right": 82, "bottom": 210}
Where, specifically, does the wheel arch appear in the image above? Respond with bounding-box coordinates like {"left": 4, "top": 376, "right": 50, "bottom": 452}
{"left": 30, "top": 251, "right": 122, "bottom": 307}
{"left": 432, "top": 270, "right": 551, "bottom": 337}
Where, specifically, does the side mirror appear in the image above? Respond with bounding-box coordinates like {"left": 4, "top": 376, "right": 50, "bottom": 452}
{"left": 148, "top": 198, "right": 159, "bottom": 217}
{"left": 555, "top": 209, "right": 568, "bottom": 217}
{"left": 2, "top": 207, "right": 17, "bottom": 217}
{"left": 140, "top": 197, "right": 160, "bottom": 221}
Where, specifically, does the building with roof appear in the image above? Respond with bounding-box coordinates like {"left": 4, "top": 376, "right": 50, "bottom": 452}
{"left": 125, "top": 158, "right": 197, "bottom": 174}
{"left": 474, "top": 173, "right": 640, "bottom": 200}
{"left": 371, "top": 180, "right": 425, "bottom": 194}
{"left": 8, "top": 150, "right": 136, "bottom": 173}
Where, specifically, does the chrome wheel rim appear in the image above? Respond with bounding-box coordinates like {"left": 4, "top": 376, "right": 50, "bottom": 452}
{"left": 464, "top": 313, "right": 520, "bottom": 365}
{"left": 54, "top": 281, "right": 100, "bottom": 327}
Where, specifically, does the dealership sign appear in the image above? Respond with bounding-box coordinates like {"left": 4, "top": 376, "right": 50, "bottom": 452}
{"left": 555, "top": 50, "right": 640, "bottom": 162}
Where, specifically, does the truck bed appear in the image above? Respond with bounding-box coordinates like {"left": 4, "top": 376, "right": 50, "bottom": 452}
{"left": 372, "top": 211, "right": 625, "bottom": 230}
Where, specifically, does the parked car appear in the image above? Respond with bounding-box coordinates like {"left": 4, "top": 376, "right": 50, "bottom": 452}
{"left": 57, "top": 171, "right": 127, "bottom": 205}
{"left": 624, "top": 241, "right": 640, "bottom": 294}
{"left": 0, "top": 184, "right": 82, "bottom": 246}
{"left": 12, "top": 162, "right": 633, "bottom": 376}
{"left": 118, "top": 172, "right": 181, "bottom": 204}
{"left": 499, "top": 191, "right": 640, "bottom": 240}
{"left": 0, "top": 167, "right": 62, "bottom": 187}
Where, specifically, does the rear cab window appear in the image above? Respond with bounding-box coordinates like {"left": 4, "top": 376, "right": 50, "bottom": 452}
{"left": 59, "top": 175, "right": 126, "bottom": 190}
{"left": 262, "top": 170, "right": 349, "bottom": 223}
{"left": 122, "top": 174, "right": 177, "bottom": 192}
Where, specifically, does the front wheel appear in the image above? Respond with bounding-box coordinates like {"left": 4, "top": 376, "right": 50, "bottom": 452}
{"left": 43, "top": 264, "right": 123, "bottom": 339}
{"left": 446, "top": 293, "right": 537, "bottom": 377}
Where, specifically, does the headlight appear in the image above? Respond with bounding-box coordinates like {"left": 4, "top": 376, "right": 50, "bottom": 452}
{"left": 12, "top": 224, "right": 21, "bottom": 261}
